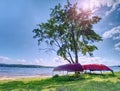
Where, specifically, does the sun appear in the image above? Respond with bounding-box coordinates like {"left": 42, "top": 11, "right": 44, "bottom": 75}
{"left": 79, "top": 0, "right": 98, "bottom": 11}
{"left": 82, "top": 1, "right": 90, "bottom": 10}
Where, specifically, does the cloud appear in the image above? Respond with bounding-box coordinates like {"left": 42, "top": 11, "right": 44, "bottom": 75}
{"left": 89, "top": 0, "right": 120, "bottom": 16}
{"left": 115, "top": 42, "right": 120, "bottom": 51}
{"left": 0, "top": 56, "right": 28, "bottom": 65}
{"left": 113, "top": 35, "right": 120, "bottom": 40}
{"left": 105, "top": 1, "right": 120, "bottom": 16}
{"left": 89, "top": 0, "right": 114, "bottom": 8}
{"left": 0, "top": 56, "right": 14, "bottom": 64}
{"left": 31, "top": 56, "right": 120, "bottom": 66}
{"left": 0, "top": 56, "right": 10, "bottom": 61}
{"left": 106, "top": 1, "right": 120, "bottom": 16}
{"left": 78, "top": 56, "right": 119, "bottom": 66}
{"left": 102, "top": 26, "right": 120, "bottom": 39}
{"left": 0, "top": 56, "right": 38, "bottom": 65}
{"left": 0, "top": 56, "right": 68, "bottom": 66}
{"left": 32, "top": 56, "right": 120, "bottom": 66}
{"left": 102, "top": 25, "right": 120, "bottom": 52}
{"left": 0, "top": 55, "right": 119, "bottom": 66}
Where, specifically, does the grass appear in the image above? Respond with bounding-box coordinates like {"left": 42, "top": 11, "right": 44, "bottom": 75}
{"left": 0, "top": 72, "right": 120, "bottom": 91}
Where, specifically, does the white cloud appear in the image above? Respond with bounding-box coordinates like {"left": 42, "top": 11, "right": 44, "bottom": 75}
{"left": 0, "top": 56, "right": 10, "bottom": 61}
{"left": 113, "top": 35, "right": 120, "bottom": 40}
{"left": 78, "top": 56, "right": 119, "bottom": 66}
{"left": 88, "top": 0, "right": 120, "bottom": 16}
{"left": 50, "top": 56, "right": 68, "bottom": 66}
{"left": 0, "top": 56, "right": 68, "bottom": 66}
{"left": 0, "top": 55, "right": 119, "bottom": 66}
{"left": 33, "top": 58, "right": 47, "bottom": 65}
{"left": 0, "top": 56, "right": 15, "bottom": 64}
{"left": 0, "top": 56, "right": 28, "bottom": 65}
{"left": 89, "top": 0, "right": 114, "bottom": 8}
{"left": 102, "top": 26, "right": 120, "bottom": 39}
{"left": 102, "top": 25, "right": 120, "bottom": 52}
{"left": 115, "top": 42, "right": 120, "bottom": 51}
{"left": 36, "top": 56, "right": 120, "bottom": 66}
{"left": 105, "top": 1, "right": 120, "bottom": 16}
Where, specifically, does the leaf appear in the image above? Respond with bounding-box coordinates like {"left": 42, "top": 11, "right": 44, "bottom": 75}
{"left": 33, "top": 1, "right": 102, "bottom": 64}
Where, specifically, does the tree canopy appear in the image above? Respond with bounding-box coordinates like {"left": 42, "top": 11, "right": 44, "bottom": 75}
{"left": 33, "top": 1, "right": 102, "bottom": 64}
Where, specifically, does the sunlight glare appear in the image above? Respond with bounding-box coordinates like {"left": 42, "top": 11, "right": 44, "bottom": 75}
{"left": 80, "top": 0, "right": 98, "bottom": 11}
{"left": 82, "top": 2, "right": 90, "bottom": 10}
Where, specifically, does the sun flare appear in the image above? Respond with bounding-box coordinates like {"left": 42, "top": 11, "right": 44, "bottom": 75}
{"left": 79, "top": 0, "right": 98, "bottom": 11}
{"left": 82, "top": 2, "right": 90, "bottom": 10}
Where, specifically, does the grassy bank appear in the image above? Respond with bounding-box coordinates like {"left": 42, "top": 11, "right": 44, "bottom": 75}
{"left": 0, "top": 72, "right": 120, "bottom": 91}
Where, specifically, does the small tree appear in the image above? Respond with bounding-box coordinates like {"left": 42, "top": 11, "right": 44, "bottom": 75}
{"left": 33, "top": 1, "right": 102, "bottom": 64}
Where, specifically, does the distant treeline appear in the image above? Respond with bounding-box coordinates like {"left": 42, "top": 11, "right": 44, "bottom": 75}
{"left": 0, "top": 63, "right": 119, "bottom": 68}
{"left": 0, "top": 63, "right": 54, "bottom": 68}
{"left": 109, "top": 65, "right": 120, "bottom": 67}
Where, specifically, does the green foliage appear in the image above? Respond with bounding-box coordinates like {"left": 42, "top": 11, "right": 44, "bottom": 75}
{"left": 53, "top": 74, "right": 59, "bottom": 78}
{"left": 33, "top": 0, "right": 102, "bottom": 63}
{"left": 0, "top": 72, "right": 120, "bottom": 91}
{"left": 52, "top": 74, "right": 85, "bottom": 82}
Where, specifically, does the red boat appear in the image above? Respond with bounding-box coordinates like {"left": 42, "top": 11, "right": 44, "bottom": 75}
{"left": 53, "top": 63, "right": 83, "bottom": 72}
{"left": 82, "top": 64, "right": 113, "bottom": 73}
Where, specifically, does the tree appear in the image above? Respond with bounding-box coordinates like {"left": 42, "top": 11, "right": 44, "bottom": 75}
{"left": 33, "top": 0, "right": 102, "bottom": 64}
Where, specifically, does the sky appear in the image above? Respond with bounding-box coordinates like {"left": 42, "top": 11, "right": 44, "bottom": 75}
{"left": 0, "top": 0, "right": 120, "bottom": 66}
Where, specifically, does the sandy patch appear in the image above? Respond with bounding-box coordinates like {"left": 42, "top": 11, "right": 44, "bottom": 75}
{"left": 0, "top": 75, "right": 52, "bottom": 80}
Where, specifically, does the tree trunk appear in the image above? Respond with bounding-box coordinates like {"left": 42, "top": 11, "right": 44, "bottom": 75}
{"left": 71, "top": 25, "right": 79, "bottom": 64}
{"left": 75, "top": 50, "right": 78, "bottom": 63}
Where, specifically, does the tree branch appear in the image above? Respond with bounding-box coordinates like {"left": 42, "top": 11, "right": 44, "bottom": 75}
{"left": 54, "top": 38, "right": 72, "bottom": 64}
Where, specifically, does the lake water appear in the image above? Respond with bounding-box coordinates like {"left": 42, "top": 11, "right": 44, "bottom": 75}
{"left": 0, "top": 67, "right": 54, "bottom": 77}
{"left": 0, "top": 66, "right": 119, "bottom": 77}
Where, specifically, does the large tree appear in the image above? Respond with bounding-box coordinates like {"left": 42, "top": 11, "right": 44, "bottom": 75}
{"left": 33, "top": 1, "right": 102, "bottom": 64}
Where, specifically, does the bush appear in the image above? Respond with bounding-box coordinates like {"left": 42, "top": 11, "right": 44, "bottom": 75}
{"left": 53, "top": 74, "right": 59, "bottom": 78}
{"left": 52, "top": 74, "right": 85, "bottom": 82}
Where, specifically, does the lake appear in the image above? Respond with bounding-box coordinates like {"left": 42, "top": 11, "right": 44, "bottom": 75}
{"left": 0, "top": 66, "right": 119, "bottom": 77}
{"left": 0, "top": 66, "right": 54, "bottom": 77}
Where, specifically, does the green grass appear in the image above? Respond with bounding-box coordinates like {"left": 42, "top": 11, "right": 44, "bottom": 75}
{"left": 0, "top": 72, "right": 120, "bottom": 91}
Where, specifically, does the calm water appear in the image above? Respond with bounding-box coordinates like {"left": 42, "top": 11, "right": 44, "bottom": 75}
{"left": 0, "top": 66, "right": 119, "bottom": 77}
{"left": 0, "top": 67, "right": 54, "bottom": 77}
